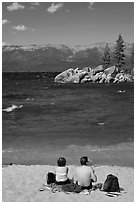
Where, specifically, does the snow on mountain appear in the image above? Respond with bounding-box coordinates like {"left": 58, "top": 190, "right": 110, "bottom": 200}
{"left": 2, "top": 42, "right": 133, "bottom": 72}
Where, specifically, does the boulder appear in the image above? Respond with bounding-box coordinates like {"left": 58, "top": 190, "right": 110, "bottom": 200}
{"left": 54, "top": 68, "right": 74, "bottom": 83}
{"left": 104, "top": 66, "right": 117, "bottom": 76}
{"left": 74, "top": 67, "right": 80, "bottom": 74}
{"left": 92, "top": 72, "right": 103, "bottom": 82}
{"left": 87, "top": 69, "right": 95, "bottom": 79}
{"left": 82, "top": 67, "right": 92, "bottom": 73}
{"left": 124, "top": 73, "right": 133, "bottom": 82}
{"left": 94, "top": 65, "right": 104, "bottom": 73}
{"left": 80, "top": 78, "right": 88, "bottom": 83}
{"left": 113, "top": 73, "right": 126, "bottom": 83}
{"left": 78, "top": 71, "right": 88, "bottom": 82}
{"left": 105, "top": 74, "right": 113, "bottom": 83}
{"left": 54, "top": 66, "right": 133, "bottom": 84}
{"left": 80, "top": 75, "right": 91, "bottom": 83}
{"left": 54, "top": 68, "right": 88, "bottom": 83}
{"left": 99, "top": 73, "right": 106, "bottom": 83}
{"left": 67, "top": 74, "right": 80, "bottom": 83}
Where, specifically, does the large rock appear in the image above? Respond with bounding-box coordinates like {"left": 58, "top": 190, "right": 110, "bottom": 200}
{"left": 54, "top": 66, "right": 133, "bottom": 84}
{"left": 67, "top": 74, "right": 80, "bottom": 83}
{"left": 113, "top": 73, "right": 125, "bottom": 83}
{"left": 87, "top": 69, "right": 95, "bottom": 80}
{"left": 124, "top": 74, "right": 133, "bottom": 82}
{"left": 92, "top": 72, "right": 103, "bottom": 82}
{"left": 54, "top": 68, "right": 88, "bottom": 83}
{"left": 78, "top": 71, "right": 88, "bottom": 82}
{"left": 80, "top": 75, "right": 91, "bottom": 83}
{"left": 114, "top": 73, "right": 133, "bottom": 83}
{"left": 74, "top": 67, "right": 80, "bottom": 74}
{"left": 99, "top": 73, "right": 106, "bottom": 83}
{"left": 54, "top": 68, "right": 74, "bottom": 83}
{"left": 94, "top": 65, "right": 104, "bottom": 73}
{"left": 82, "top": 67, "right": 92, "bottom": 73}
{"left": 104, "top": 66, "right": 117, "bottom": 75}
{"left": 105, "top": 74, "right": 114, "bottom": 83}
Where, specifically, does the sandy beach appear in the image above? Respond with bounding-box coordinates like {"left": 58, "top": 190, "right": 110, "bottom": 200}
{"left": 2, "top": 164, "right": 134, "bottom": 202}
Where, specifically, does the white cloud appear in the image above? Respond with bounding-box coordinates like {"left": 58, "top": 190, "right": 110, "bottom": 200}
{"left": 31, "top": 2, "right": 40, "bottom": 6}
{"left": 2, "top": 42, "right": 10, "bottom": 46}
{"left": 47, "top": 3, "right": 64, "bottom": 14}
{"left": 13, "top": 25, "right": 27, "bottom": 31}
{"left": 2, "top": 19, "right": 10, "bottom": 25}
{"left": 88, "top": 2, "right": 95, "bottom": 10}
{"left": 30, "top": 2, "right": 40, "bottom": 9}
{"left": 7, "top": 2, "right": 25, "bottom": 11}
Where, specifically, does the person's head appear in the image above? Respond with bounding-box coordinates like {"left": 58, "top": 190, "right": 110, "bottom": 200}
{"left": 57, "top": 157, "right": 66, "bottom": 167}
{"left": 80, "top": 156, "right": 89, "bottom": 166}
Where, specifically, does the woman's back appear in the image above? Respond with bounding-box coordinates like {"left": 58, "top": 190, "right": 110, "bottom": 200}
{"left": 56, "top": 166, "right": 68, "bottom": 182}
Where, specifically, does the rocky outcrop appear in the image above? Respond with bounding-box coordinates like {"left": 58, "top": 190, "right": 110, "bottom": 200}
{"left": 54, "top": 68, "right": 75, "bottom": 83}
{"left": 54, "top": 65, "right": 133, "bottom": 84}
{"left": 104, "top": 66, "right": 117, "bottom": 75}
{"left": 94, "top": 65, "right": 104, "bottom": 73}
{"left": 113, "top": 73, "right": 133, "bottom": 83}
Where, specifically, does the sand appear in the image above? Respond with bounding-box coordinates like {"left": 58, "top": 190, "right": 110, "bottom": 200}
{"left": 2, "top": 165, "right": 134, "bottom": 202}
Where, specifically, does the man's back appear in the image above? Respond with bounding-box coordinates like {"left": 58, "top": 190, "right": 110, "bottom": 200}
{"left": 75, "top": 166, "right": 94, "bottom": 187}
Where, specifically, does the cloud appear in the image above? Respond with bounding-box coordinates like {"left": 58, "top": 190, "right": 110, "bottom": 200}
{"left": 31, "top": 2, "right": 40, "bottom": 6}
{"left": 2, "top": 19, "right": 10, "bottom": 25}
{"left": 13, "top": 25, "right": 27, "bottom": 31}
{"left": 88, "top": 2, "right": 95, "bottom": 10}
{"left": 7, "top": 2, "right": 25, "bottom": 11}
{"left": 2, "top": 42, "right": 10, "bottom": 46}
{"left": 30, "top": 2, "right": 40, "bottom": 9}
{"left": 47, "top": 3, "right": 64, "bottom": 14}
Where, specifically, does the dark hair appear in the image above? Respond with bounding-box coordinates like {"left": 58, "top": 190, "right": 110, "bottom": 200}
{"left": 57, "top": 157, "right": 66, "bottom": 167}
{"left": 80, "top": 156, "right": 89, "bottom": 165}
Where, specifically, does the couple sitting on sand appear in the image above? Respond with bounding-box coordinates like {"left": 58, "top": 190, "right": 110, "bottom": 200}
{"left": 46, "top": 156, "right": 97, "bottom": 191}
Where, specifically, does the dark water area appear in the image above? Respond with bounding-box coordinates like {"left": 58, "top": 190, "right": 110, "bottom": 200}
{"left": 2, "top": 72, "right": 134, "bottom": 166}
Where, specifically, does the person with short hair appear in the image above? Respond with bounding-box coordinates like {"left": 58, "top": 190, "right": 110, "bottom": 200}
{"left": 55, "top": 157, "right": 70, "bottom": 185}
{"left": 74, "top": 156, "right": 97, "bottom": 190}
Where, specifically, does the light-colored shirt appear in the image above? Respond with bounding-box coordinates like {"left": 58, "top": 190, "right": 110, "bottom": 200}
{"left": 56, "top": 166, "right": 68, "bottom": 182}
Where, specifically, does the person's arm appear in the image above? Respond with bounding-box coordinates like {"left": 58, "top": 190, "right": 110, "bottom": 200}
{"left": 66, "top": 167, "right": 69, "bottom": 174}
{"left": 90, "top": 166, "right": 97, "bottom": 182}
{"left": 73, "top": 168, "right": 78, "bottom": 184}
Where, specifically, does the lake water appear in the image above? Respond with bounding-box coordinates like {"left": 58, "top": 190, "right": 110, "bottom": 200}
{"left": 2, "top": 72, "right": 134, "bottom": 166}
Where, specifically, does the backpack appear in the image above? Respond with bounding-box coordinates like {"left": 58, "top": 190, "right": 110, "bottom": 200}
{"left": 103, "top": 174, "right": 120, "bottom": 192}
{"left": 46, "top": 172, "right": 56, "bottom": 184}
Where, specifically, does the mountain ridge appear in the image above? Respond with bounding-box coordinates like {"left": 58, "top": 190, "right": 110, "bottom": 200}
{"left": 2, "top": 42, "right": 133, "bottom": 72}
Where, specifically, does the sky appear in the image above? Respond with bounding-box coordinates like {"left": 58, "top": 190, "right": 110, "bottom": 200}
{"left": 2, "top": 2, "right": 134, "bottom": 46}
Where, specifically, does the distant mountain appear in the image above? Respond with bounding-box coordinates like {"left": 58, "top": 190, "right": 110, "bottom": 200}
{"left": 2, "top": 42, "right": 133, "bottom": 72}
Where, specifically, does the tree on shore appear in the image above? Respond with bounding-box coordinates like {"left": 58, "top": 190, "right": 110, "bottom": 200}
{"left": 131, "top": 43, "right": 134, "bottom": 68}
{"left": 130, "top": 43, "right": 134, "bottom": 75}
{"left": 103, "top": 43, "right": 111, "bottom": 69}
{"left": 114, "top": 34, "right": 125, "bottom": 71}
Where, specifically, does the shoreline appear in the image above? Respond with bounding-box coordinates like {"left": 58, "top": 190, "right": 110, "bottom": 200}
{"left": 2, "top": 142, "right": 134, "bottom": 167}
{"left": 2, "top": 164, "right": 134, "bottom": 202}
{"left": 2, "top": 162, "right": 134, "bottom": 168}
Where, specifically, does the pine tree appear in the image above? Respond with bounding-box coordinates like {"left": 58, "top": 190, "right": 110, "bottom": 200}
{"left": 103, "top": 43, "right": 111, "bottom": 69}
{"left": 114, "top": 34, "right": 125, "bottom": 71}
{"left": 131, "top": 43, "right": 134, "bottom": 69}
{"left": 130, "top": 43, "right": 134, "bottom": 76}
